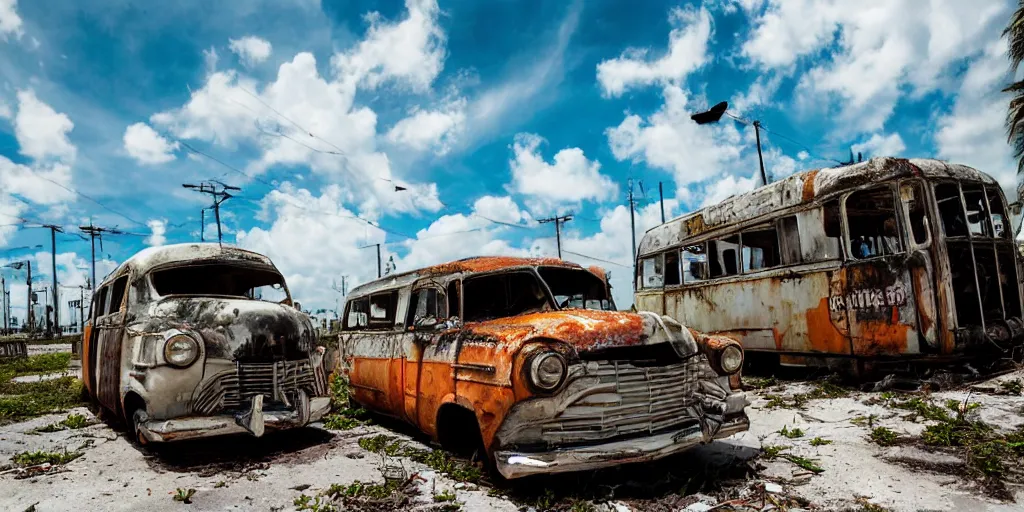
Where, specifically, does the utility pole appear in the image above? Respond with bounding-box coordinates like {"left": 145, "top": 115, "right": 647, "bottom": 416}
{"left": 80, "top": 223, "right": 134, "bottom": 290}
{"left": 538, "top": 214, "right": 573, "bottom": 259}
{"left": 1, "top": 275, "right": 6, "bottom": 335}
{"left": 659, "top": 182, "right": 666, "bottom": 224}
{"left": 183, "top": 181, "right": 240, "bottom": 246}
{"left": 42, "top": 224, "right": 62, "bottom": 338}
{"left": 360, "top": 244, "right": 382, "bottom": 278}
{"left": 628, "top": 178, "right": 638, "bottom": 291}
{"left": 752, "top": 120, "right": 767, "bottom": 187}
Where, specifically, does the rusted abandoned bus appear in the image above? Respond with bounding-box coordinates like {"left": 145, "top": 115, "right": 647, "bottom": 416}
{"left": 83, "top": 243, "right": 330, "bottom": 443}
{"left": 337, "top": 257, "right": 749, "bottom": 479}
{"left": 635, "top": 158, "right": 1024, "bottom": 367}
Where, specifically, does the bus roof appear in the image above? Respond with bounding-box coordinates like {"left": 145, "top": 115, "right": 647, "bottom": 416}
{"left": 639, "top": 157, "right": 997, "bottom": 256}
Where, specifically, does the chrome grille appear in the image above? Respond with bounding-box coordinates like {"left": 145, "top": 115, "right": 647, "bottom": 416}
{"left": 193, "top": 360, "right": 316, "bottom": 414}
{"left": 538, "top": 358, "right": 717, "bottom": 444}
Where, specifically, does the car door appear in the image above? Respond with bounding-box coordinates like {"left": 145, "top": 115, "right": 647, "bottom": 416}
{"left": 84, "top": 285, "right": 108, "bottom": 398}
{"left": 399, "top": 280, "right": 456, "bottom": 431}
{"left": 95, "top": 273, "right": 129, "bottom": 413}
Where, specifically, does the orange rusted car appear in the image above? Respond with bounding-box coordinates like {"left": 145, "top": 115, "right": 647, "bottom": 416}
{"left": 337, "top": 257, "right": 749, "bottom": 479}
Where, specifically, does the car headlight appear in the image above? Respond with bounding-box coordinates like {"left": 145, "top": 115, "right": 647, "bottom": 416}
{"left": 163, "top": 334, "right": 200, "bottom": 368}
{"left": 528, "top": 352, "right": 567, "bottom": 392}
{"left": 720, "top": 345, "right": 743, "bottom": 374}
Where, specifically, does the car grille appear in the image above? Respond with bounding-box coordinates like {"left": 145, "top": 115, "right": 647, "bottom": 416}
{"left": 193, "top": 360, "right": 317, "bottom": 415}
{"left": 537, "top": 357, "right": 721, "bottom": 444}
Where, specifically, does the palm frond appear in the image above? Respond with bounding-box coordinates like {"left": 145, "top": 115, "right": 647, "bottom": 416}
{"left": 1005, "top": 2, "right": 1024, "bottom": 71}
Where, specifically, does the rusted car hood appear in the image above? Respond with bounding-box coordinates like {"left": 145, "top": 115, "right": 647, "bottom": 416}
{"left": 462, "top": 309, "right": 688, "bottom": 353}
{"left": 140, "top": 297, "right": 317, "bottom": 361}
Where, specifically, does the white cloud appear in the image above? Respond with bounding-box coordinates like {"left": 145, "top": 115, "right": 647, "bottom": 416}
{"left": 123, "top": 122, "right": 179, "bottom": 164}
{"left": 851, "top": 133, "right": 906, "bottom": 159}
{"left": 700, "top": 174, "right": 758, "bottom": 207}
{"left": 742, "top": 0, "right": 1010, "bottom": 134}
{"left": 0, "top": 158, "right": 75, "bottom": 205}
{"left": 386, "top": 97, "right": 466, "bottom": 155}
{"left": 203, "top": 46, "right": 219, "bottom": 73}
{"left": 14, "top": 89, "right": 76, "bottom": 162}
{"left": 146, "top": 219, "right": 167, "bottom": 246}
{"left": 935, "top": 38, "right": 1018, "bottom": 199}
{"left": 0, "top": 99, "right": 10, "bottom": 119}
{"left": 0, "top": 0, "right": 23, "bottom": 40}
{"left": 331, "top": 0, "right": 445, "bottom": 92}
{"left": 471, "top": 195, "right": 529, "bottom": 225}
{"left": 596, "top": 6, "right": 712, "bottom": 97}
{"left": 229, "top": 36, "right": 273, "bottom": 67}
{"left": 508, "top": 133, "right": 618, "bottom": 214}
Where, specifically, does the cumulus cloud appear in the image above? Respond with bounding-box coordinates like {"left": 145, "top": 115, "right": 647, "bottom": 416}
{"left": 14, "top": 89, "right": 76, "bottom": 162}
{"left": 331, "top": 0, "right": 446, "bottom": 92}
{"left": 742, "top": 0, "right": 1010, "bottom": 133}
{"left": 508, "top": 133, "right": 618, "bottom": 214}
{"left": 123, "top": 122, "right": 179, "bottom": 164}
{"left": 851, "top": 133, "right": 906, "bottom": 159}
{"left": 228, "top": 36, "right": 272, "bottom": 67}
{"left": 386, "top": 97, "right": 466, "bottom": 155}
{"left": 146, "top": 219, "right": 167, "bottom": 246}
{"left": 596, "top": 6, "right": 712, "bottom": 97}
{"left": 0, "top": 0, "right": 23, "bottom": 40}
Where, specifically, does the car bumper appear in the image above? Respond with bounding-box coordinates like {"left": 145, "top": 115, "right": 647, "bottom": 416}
{"left": 494, "top": 413, "right": 749, "bottom": 479}
{"left": 138, "top": 396, "right": 331, "bottom": 443}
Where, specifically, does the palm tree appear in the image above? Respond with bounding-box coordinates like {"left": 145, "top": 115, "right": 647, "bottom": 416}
{"left": 1004, "top": 1, "right": 1024, "bottom": 173}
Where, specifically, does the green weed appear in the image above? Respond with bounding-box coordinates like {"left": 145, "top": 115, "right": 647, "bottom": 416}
{"left": 433, "top": 490, "right": 457, "bottom": 503}
{"left": 779, "top": 426, "right": 804, "bottom": 439}
{"left": 869, "top": 427, "right": 899, "bottom": 447}
{"left": 172, "top": 488, "right": 196, "bottom": 504}
{"left": 810, "top": 437, "right": 833, "bottom": 446}
{"left": 11, "top": 449, "right": 82, "bottom": 466}
{"left": 782, "top": 454, "right": 824, "bottom": 473}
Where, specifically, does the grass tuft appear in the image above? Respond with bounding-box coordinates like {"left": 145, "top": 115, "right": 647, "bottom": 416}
{"left": 11, "top": 449, "right": 82, "bottom": 466}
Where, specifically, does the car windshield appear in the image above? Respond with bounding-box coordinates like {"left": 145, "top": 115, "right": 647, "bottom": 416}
{"left": 149, "top": 262, "right": 289, "bottom": 302}
{"left": 462, "top": 271, "right": 553, "bottom": 322}
{"left": 537, "top": 266, "right": 613, "bottom": 311}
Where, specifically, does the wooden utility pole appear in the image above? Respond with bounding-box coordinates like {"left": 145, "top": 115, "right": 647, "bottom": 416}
{"left": 80, "top": 223, "right": 135, "bottom": 291}
{"left": 361, "top": 244, "right": 382, "bottom": 278}
{"left": 183, "top": 181, "right": 239, "bottom": 246}
{"left": 627, "top": 178, "right": 637, "bottom": 291}
{"left": 538, "top": 214, "right": 573, "bottom": 259}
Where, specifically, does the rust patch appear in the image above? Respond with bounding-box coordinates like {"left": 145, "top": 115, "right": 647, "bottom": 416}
{"left": 684, "top": 214, "right": 708, "bottom": 237}
{"left": 851, "top": 314, "right": 910, "bottom": 356}
{"left": 801, "top": 169, "right": 819, "bottom": 202}
{"left": 424, "top": 256, "right": 576, "bottom": 276}
{"left": 805, "top": 298, "right": 851, "bottom": 354}
{"left": 466, "top": 310, "right": 647, "bottom": 352}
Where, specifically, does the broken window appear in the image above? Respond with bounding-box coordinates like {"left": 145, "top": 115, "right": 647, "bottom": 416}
{"left": 962, "top": 184, "right": 993, "bottom": 237}
{"left": 640, "top": 255, "right": 663, "bottom": 289}
{"left": 846, "top": 186, "right": 902, "bottom": 259}
{"left": 741, "top": 228, "right": 781, "bottom": 272}
{"left": 408, "top": 288, "right": 447, "bottom": 328}
{"left": 987, "top": 187, "right": 1010, "bottom": 239}
{"left": 463, "top": 271, "right": 551, "bottom": 322}
{"left": 369, "top": 292, "right": 396, "bottom": 326}
{"left": 107, "top": 276, "right": 128, "bottom": 316}
{"left": 936, "top": 183, "right": 968, "bottom": 237}
{"left": 664, "top": 251, "right": 681, "bottom": 286}
{"left": 537, "top": 266, "right": 610, "bottom": 309}
{"left": 93, "top": 287, "right": 107, "bottom": 320}
{"left": 796, "top": 202, "right": 842, "bottom": 261}
{"left": 150, "top": 263, "right": 287, "bottom": 300}
{"left": 447, "top": 280, "right": 461, "bottom": 319}
{"left": 345, "top": 297, "right": 369, "bottom": 330}
{"left": 778, "top": 216, "right": 801, "bottom": 265}
{"left": 709, "top": 235, "right": 740, "bottom": 278}
{"left": 901, "top": 181, "right": 930, "bottom": 246}
{"left": 682, "top": 244, "right": 708, "bottom": 282}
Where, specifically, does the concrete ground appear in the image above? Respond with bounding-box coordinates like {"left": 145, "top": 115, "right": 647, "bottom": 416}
{"left": 0, "top": 371, "right": 1021, "bottom": 511}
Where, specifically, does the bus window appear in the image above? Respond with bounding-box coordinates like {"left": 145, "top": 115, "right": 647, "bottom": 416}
{"left": 900, "top": 181, "right": 930, "bottom": 246}
{"left": 796, "top": 201, "right": 842, "bottom": 261}
{"left": 778, "top": 216, "right": 801, "bottom": 265}
{"left": 709, "top": 235, "right": 740, "bottom": 278}
{"left": 664, "top": 250, "right": 681, "bottom": 286}
{"left": 846, "top": 186, "right": 902, "bottom": 260}
{"left": 987, "top": 187, "right": 1010, "bottom": 239}
{"left": 935, "top": 183, "right": 968, "bottom": 237}
{"left": 742, "top": 228, "right": 781, "bottom": 272}
{"left": 962, "top": 184, "right": 993, "bottom": 237}
{"left": 640, "top": 255, "right": 663, "bottom": 288}
{"left": 682, "top": 244, "right": 708, "bottom": 282}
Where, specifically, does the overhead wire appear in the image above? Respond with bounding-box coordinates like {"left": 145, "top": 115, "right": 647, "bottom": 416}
{"left": 561, "top": 250, "right": 632, "bottom": 268}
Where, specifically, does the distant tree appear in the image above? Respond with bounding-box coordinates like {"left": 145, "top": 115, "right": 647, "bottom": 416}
{"left": 1004, "top": 1, "right": 1024, "bottom": 173}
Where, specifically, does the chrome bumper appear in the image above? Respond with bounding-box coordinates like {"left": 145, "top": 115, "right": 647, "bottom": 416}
{"left": 138, "top": 396, "right": 331, "bottom": 443}
{"left": 494, "top": 414, "right": 749, "bottom": 479}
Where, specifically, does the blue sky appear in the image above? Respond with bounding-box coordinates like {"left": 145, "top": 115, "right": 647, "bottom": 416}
{"left": 0, "top": 0, "right": 1020, "bottom": 324}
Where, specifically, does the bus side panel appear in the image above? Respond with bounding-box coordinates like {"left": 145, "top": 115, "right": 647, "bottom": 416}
{"left": 82, "top": 322, "right": 94, "bottom": 396}
{"left": 842, "top": 260, "right": 921, "bottom": 356}
{"left": 634, "top": 292, "right": 664, "bottom": 315}
{"left": 663, "top": 268, "right": 852, "bottom": 356}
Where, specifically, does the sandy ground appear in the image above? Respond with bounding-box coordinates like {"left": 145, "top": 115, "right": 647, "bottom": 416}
{"left": 0, "top": 372, "right": 1021, "bottom": 511}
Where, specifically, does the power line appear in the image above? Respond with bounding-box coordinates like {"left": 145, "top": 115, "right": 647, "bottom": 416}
{"left": 237, "top": 86, "right": 348, "bottom": 156}
{"left": 16, "top": 167, "right": 145, "bottom": 226}
{"left": 562, "top": 250, "right": 632, "bottom": 268}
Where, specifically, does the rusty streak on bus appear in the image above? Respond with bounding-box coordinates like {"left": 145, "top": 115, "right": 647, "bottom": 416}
{"left": 635, "top": 157, "right": 1024, "bottom": 369}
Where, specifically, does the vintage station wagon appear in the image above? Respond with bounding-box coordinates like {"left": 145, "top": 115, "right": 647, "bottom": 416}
{"left": 82, "top": 243, "right": 331, "bottom": 443}
{"left": 337, "top": 257, "right": 749, "bottom": 479}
